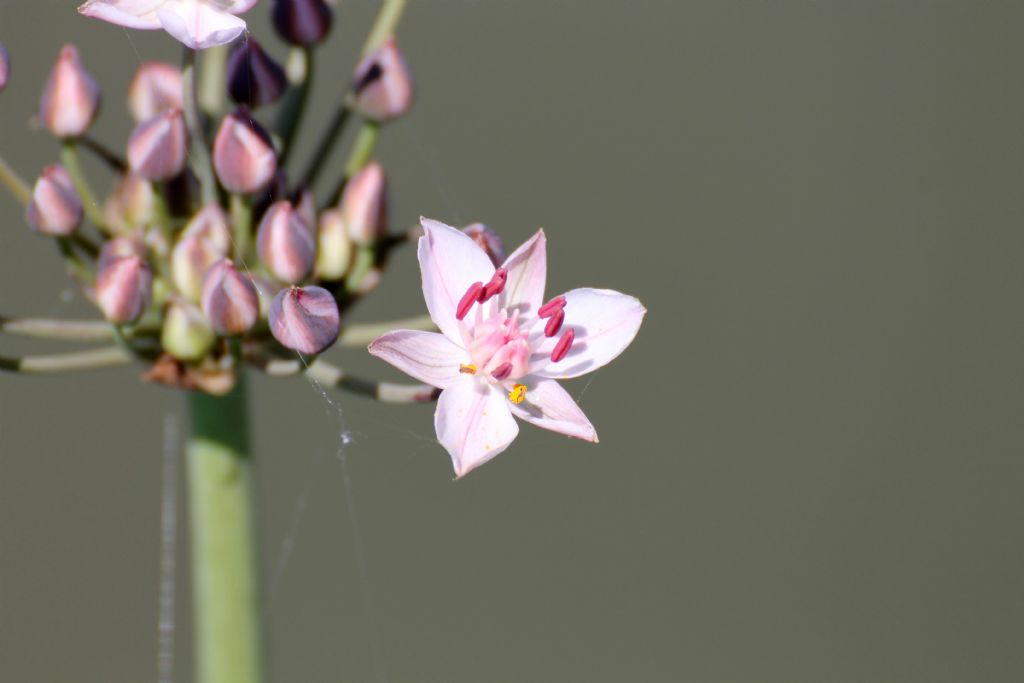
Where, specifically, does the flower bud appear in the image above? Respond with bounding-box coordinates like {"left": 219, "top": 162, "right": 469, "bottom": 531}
{"left": 269, "top": 285, "right": 339, "bottom": 355}
{"left": 314, "top": 208, "right": 352, "bottom": 280}
{"left": 257, "top": 200, "right": 315, "bottom": 283}
{"left": 25, "top": 165, "right": 83, "bottom": 236}
{"left": 213, "top": 108, "right": 277, "bottom": 194}
{"left": 271, "top": 0, "right": 333, "bottom": 46}
{"left": 227, "top": 38, "right": 287, "bottom": 108}
{"left": 352, "top": 37, "right": 413, "bottom": 122}
{"left": 462, "top": 223, "right": 506, "bottom": 266}
{"left": 98, "top": 233, "right": 146, "bottom": 273}
{"left": 0, "top": 42, "right": 10, "bottom": 94}
{"left": 104, "top": 173, "right": 158, "bottom": 234}
{"left": 127, "top": 109, "right": 188, "bottom": 181}
{"left": 201, "top": 258, "right": 260, "bottom": 336}
{"left": 96, "top": 255, "right": 152, "bottom": 324}
{"left": 39, "top": 44, "right": 100, "bottom": 138}
{"left": 341, "top": 161, "right": 387, "bottom": 244}
{"left": 172, "top": 205, "right": 232, "bottom": 302}
{"left": 294, "top": 186, "right": 316, "bottom": 230}
{"left": 128, "top": 62, "right": 183, "bottom": 123}
{"left": 162, "top": 297, "right": 216, "bottom": 362}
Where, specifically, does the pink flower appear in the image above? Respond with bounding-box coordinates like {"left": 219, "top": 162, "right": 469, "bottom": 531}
{"left": 369, "top": 219, "right": 646, "bottom": 478}
{"left": 78, "top": 0, "right": 260, "bottom": 50}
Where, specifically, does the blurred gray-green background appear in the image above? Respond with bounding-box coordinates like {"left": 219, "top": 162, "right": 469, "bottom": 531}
{"left": 3, "top": 1, "right": 1024, "bottom": 681}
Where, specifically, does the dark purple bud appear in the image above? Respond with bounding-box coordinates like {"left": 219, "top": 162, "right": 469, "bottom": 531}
{"left": 96, "top": 255, "right": 152, "bottom": 324}
{"left": 462, "top": 223, "right": 506, "bottom": 266}
{"left": 227, "top": 38, "right": 287, "bottom": 108}
{"left": 352, "top": 37, "right": 414, "bottom": 122}
{"left": 0, "top": 42, "right": 9, "bottom": 93}
{"left": 127, "top": 108, "right": 188, "bottom": 181}
{"left": 201, "top": 258, "right": 260, "bottom": 335}
{"left": 213, "top": 108, "right": 277, "bottom": 194}
{"left": 39, "top": 44, "right": 100, "bottom": 138}
{"left": 256, "top": 200, "right": 316, "bottom": 283}
{"left": 271, "top": 0, "right": 333, "bottom": 46}
{"left": 25, "top": 165, "right": 82, "bottom": 236}
{"left": 269, "top": 285, "right": 340, "bottom": 355}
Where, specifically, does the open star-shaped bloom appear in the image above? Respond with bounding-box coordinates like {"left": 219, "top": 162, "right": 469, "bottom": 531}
{"left": 78, "top": 0, "right": 260, "bottom": 50}
{"left": 369, "top": 218, "right": 646, "bottom": 478}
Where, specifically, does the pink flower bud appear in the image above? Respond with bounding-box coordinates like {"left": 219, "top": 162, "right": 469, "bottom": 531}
{"left": 314, "top": 208, "right": 352, "bottom": 280}
{"left": 127, "top": 109, "right": 188, "bottom": 181}
{"left": 162, "top": 297, "right": 216, "bottom": 362}
{"left": 96, "top": 255, "right": 152, "bottom": 324}
{"left": 269, "top": 285, "right": 339, "bottom": 355}
{"left": 257, "top": 200, "right": 316, "bottom": 283}
{"left": 104, "top": 173, "right": 158, "bottom": 234}
{"left": 127, "top": 62, "right": 183, "bottom": 123}
{"left": 227, "top": 38, "right": 287, "bottom": 108}
{"left": 341, "top": 161, "right": 387, "bottom": 244}
{"left": 0, "top": 42, "right": 10, "bottom": 93}
{"left": 201, "top": 258, "right": 259, "bottom": 336}
{"left": 39, "top": 44, "right": 100, "bottom": 138}
{"left": 98, "top": 233, "right": 146, "bottom": 273}
{"left": 352, "top": 37, "right": 414, "bottom": 122}
{"left": 271, "top": 0, "right": 333, "bottom": 46}
{"left": 213, "top": 108, "right": 277, "bottom": 194}
{"left": 172, "top": 205, "right": 232, "bottom": 302}
{"left": 25, "top": 165, "right": 83, "bottom": 236}
{"left": 462, "top": 223, "right": 506, "bottom": 266}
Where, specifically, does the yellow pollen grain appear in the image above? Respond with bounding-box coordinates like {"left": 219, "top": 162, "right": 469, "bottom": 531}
{"left": 508, "top": 384, "right": 527, "bottom": 404}
{"left": 459, "top": 364, "right": 477, "bottom": 375}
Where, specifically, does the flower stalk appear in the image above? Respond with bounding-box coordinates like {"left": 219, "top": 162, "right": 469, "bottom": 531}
{"left": 182, "top": 49, "right": 218, "bottom": 206}
{"left": 59, "top": 141, "right": 106, "bottom": 228}
{"left": 186, "top": 375, "right": 264, "bottom": 683}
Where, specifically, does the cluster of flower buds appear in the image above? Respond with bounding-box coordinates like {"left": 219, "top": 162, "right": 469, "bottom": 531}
{"left": 11, "top": 0, "right": 417, "bottom": 393}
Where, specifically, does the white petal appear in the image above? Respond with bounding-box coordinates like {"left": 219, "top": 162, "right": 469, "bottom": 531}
{"left": 417, "top": 218, "right": 495, "bottom": 344}
{"left": 157, "top": 0, "right": 247, "bottom": 50}
{"left": 368, "top": 330, "right": 467, "bottom": 389}
{"left": 500, "top": 229, "right": 546, "bottom": 314}
{"left": 531, "top": 288, "right": 646, "bottom": 379}
{"left": 434, "top": 376, "right": 519, "bottom": 478}
{"left": 223, "top": 0, "right": 260, "bottom": 13}
{"left": 78, "top": 0, "right": 165, "bottom": 28}
{"left": 510, "top": 379, "right": 598, "bottom": 442}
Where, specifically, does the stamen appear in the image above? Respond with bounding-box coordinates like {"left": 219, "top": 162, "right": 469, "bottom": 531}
{"left": 479, "top": 267, "right": 508, "bottom": 302}
{"left": 544, "top": 309, "right": 564, "bottom": 338}
{"left": 459, "top": 363, "right": 477, "bottom": 375}
{"left": 456, "top": 282, "right": 484, "bottom": 320}
{"left": 550, "top": 328, "right": 575, "bottom": 363}
{"left": 508, "top": 383, "right": 527, "bottom": 404}
{"left": 490, "top": 362, "right": 513, "bottom": 381}
{"left": 538, "top": 295, "right": 566, "bottom": 318}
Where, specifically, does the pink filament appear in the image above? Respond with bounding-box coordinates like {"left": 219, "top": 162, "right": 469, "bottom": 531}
{"left": 550, "top": 328, "right": 575, "bottom": 363}
{"left": 456, "top": 281, "right": 484, "bottom": 320}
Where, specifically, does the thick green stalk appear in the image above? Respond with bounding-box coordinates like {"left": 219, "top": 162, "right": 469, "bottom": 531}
{"left": 186, "top": 375, "right": 264, "bottom": 683}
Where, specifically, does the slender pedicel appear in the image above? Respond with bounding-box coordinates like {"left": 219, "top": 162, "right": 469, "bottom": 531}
{"left": 456, "top": 282, "right": 484, "bottom": 320}
{"left": 550, "top": 328, "right": 575, "bottom": 363}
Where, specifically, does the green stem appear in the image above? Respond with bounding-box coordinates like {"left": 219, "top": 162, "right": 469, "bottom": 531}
{"left": 79, "top": 135, "right": 127, "bottom": 172}
{"left": 198, "top": 45, "right": 228, "bottom": 117}
{"left": 363, "top": 0, "right": 409, "bottom": 55}
{"left": 338, "top": 313, "right": 436, "bottom": 347}
{"left": 297, "top": 103, "right": 351, "bottom": 191}
{"left": 327, "top": 121, "right": 380, "bottom": 205}
{"left": 230, "top": 194, "right": 252, "bottom": 262}
{"left": 186, "top": 374, "right": 264, "bottom": 683}
{"left": 277, "top": 47, "right": 314, "bottom": 168}
{"left": 60, "top": 141, "right": 106, "bottom": 229}
{"left": 0, "top": 153, "right": 31, "bottom": 205}
{"left": 0, "top": 316, "right": 114, "bottom": 341}
{"left": 56, "top": 236, "right": 95, "bottom": 285}
{"left": 0, "top": 346, "right": 130, "bottom": 373}
{"left": 182, "top": 49, "right": 218, "bottom": 207}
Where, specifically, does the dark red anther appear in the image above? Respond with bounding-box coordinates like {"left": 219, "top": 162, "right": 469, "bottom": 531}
{"left": 544, "top": 309, "right": 565, "bottom": 337}
{"left": 538, "top": 295, "right": 566, "bottom": 318}
{"left": 456, "top": 282, "right": 484, "bottom": 320}
{"left": 550, "top": 328, "right": 575, "bottom": 363}
{"left": 490, "top": 362, "right": 513, "bottom": 381}
{"left": 479, "top": 267, "right": 508, "bottom": 302}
